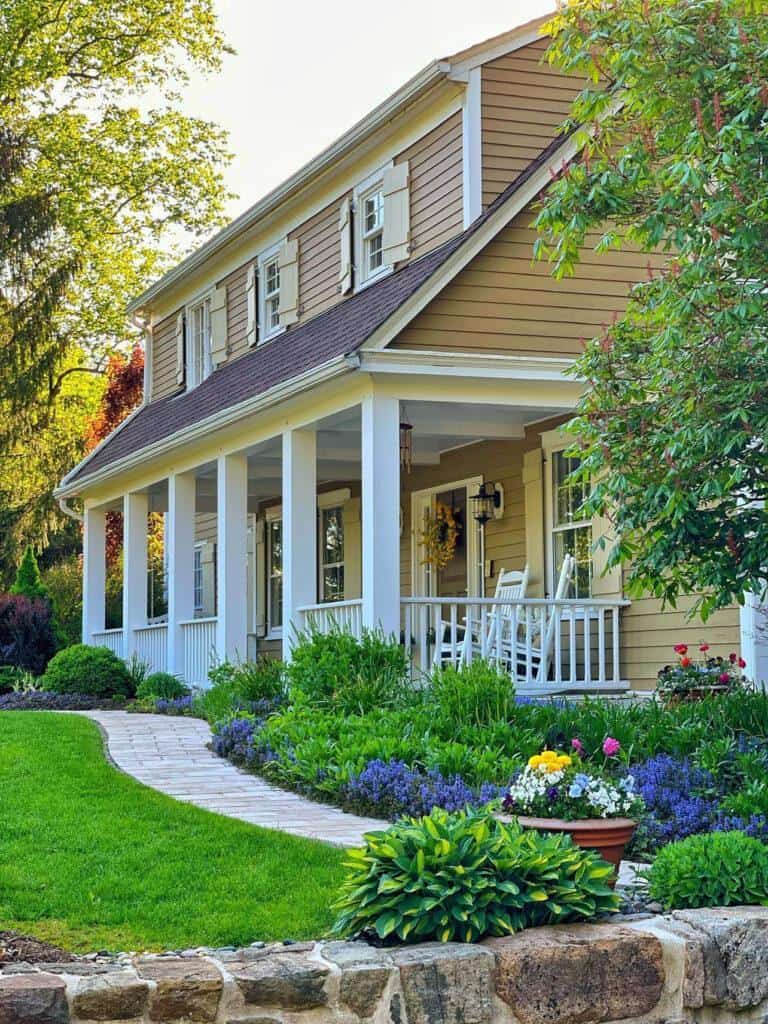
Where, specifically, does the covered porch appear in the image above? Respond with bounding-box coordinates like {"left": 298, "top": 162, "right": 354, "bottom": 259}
{"left": 82, "top": 374, "right": 629, "bottom": 694}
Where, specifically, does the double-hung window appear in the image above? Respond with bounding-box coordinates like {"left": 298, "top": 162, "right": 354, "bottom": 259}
{"left": 267, "top": 516, "right": 283, "bottom": 634}
{"left": 551, "top": 451, "right": 592, "bottom": 598}
{"left": 259, "top": 250, "right": 282, "bottom": 342}
{"left": 360, "top": 185, "right": 385, "bottom": 283}
{"left": 188, "top": 296, "right": 212, "bottom": 388}
{"left": 320, "top": 506, "right": 344, "bottom": 603}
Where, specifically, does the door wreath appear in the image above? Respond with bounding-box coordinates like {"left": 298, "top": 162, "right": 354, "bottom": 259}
{"left": 420, "top": 502, "right": 461, "bottom": 569}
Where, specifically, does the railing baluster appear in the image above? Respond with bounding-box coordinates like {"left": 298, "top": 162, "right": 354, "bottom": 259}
{"left": 612, "top": 606, "right": 620, "bottom": 683}
{"left": 449, "top": 603, "right": 458, "bottom": 668}
{"left": 584, "top": 609, "right": 592, "bottom": 686}
{"left": 569, "top": 609, "right": 577, "bottom": 684}
{"left": 525, "top": 607, "right": 533, "bottom": 687}
{"left": 554, "top": 606, "right": 562, "bottom": 687}
{"left": 598, "top": 608, "right": 606, "bottom": 683}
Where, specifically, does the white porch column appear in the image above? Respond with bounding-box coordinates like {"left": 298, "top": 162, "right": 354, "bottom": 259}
{"left": 122, "top": 491, "right": 148, "bottom": 658}
{"left": 361, "top": 392, "right": 401, "bottom": 637}
{"left": 282, "top": 428, "right": 317, "bottom": 661}
{"left": 82, "top": 504, "right": 107, "bottom": 644}
{"left": 167, "top": 472, "right": 196, "bottom": 678}
{"left": 216, "top": 452, "right": 249, "bottom": 662}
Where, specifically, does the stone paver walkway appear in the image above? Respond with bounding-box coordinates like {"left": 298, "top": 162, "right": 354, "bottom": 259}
{"left": 79, "top": 710, "right": 386, "bottom": 847}
{"left": 76, "top": 711, "right": 644, "bottom": 883}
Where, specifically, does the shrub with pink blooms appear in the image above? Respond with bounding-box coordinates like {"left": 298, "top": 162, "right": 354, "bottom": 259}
{"left": 656, "top": 643, "right": 749, "bottom": 702}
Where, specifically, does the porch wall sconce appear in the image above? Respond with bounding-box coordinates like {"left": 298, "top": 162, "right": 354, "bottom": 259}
{"left": 470, "top": 481, "right": 504, "bottom": 525}
{"left": 399, "top": 420, "right": 413, "bottom": 474}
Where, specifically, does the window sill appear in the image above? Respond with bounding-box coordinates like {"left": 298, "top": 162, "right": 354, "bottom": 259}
{"left": 354, "top": 264, "right": 393, "bottom": 294}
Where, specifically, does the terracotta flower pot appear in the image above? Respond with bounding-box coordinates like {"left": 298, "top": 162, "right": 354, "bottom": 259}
{"left": 499, "top": 814, "right": 636, "bottom": 877}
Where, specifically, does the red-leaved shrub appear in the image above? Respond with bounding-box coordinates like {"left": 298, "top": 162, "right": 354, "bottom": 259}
{"left": 0, "top": 594, "right": 58, "bottom": 676}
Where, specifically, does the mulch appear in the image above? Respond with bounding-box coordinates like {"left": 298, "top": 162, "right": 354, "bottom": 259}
{"left": 0, "top": 930, "right": 76, "bottom": 964}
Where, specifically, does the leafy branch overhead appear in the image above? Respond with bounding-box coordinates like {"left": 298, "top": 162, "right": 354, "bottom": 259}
{"left": 536, "top": 0, "right": 768, "bottom": 616}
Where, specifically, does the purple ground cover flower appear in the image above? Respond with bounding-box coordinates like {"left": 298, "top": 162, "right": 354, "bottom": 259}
{"left": 155, "top": 695, "right": 193, "bottom": 715}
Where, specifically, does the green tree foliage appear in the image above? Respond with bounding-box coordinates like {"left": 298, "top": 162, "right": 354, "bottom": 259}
{"left": 41, "top": 555, "right": 83, "bottom": 647}
{"left": 10, "top": 546, "right": 48, "bottom": 601}
{"left": 535, "top": 0, "right": 768, "bottom": 616}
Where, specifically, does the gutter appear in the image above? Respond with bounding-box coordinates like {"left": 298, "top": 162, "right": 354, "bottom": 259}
{"left": 57, "top": 496, "right": 83, "bottom": 523}
{"left": 55, "top": 353, "right": 352, "bottom": 499}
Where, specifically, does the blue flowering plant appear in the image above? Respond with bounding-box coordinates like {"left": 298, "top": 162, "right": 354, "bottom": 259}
{"left": 503, "top": 748, "right": 643, "bottom": 822}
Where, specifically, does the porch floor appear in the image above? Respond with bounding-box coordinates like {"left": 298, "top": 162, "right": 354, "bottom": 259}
{"left": 73, "top": 711, "right": 645, "bottom": 887}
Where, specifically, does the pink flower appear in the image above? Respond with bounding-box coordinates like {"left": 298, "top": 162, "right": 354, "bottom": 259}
{"left": 603, "top": 737, "right": 621, "bottom": 757}
{"left": 729, "top": 652, "right": 737, "bottom": 664}
{"left": 699, "top": 643, "right": 710, "bottom": 653}
{"left": 571, "top": 738, "right": 584, "bottom": 755}
{"left": 738, "top": 657, "right": 746, "bottom": 669}
{"left": 719, "top": 672, "right": 730, "bottom": 684}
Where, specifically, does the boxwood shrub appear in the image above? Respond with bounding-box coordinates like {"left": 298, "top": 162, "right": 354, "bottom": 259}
{"left": 647, "top": 830, "right": 768, "bottom": 909}
{"left": 331, "top": 807, "right": 618, "bottom": 943}
{"left": 42, "top": 644, "right": 134, "bottom": 698}
{"left": 136, "top": 671, "right": 189, "bottom": 701}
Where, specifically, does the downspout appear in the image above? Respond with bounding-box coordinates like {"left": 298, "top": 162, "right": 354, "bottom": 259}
{"left": 58, "top": 496, "right": 83, "bottom": 523}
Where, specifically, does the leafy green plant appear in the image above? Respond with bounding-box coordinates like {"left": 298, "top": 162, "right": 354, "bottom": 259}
{"left": 430, "top": 660, "right": 516, "bottom": 726}
{"left": 287, "top": 627, "right": 410, "bottom": 713}
{"left": 125, "top": 653, "right": 149, "bottom": 695}
{"left": 136, "top": 671, "right": 189, "bottom": 702}
{"left": 331, "top": 808, "right": 618, "bottom": 943}
{"left": 647, "top": 831, "right": 768, "bottom": 910}
{"left": 208, "top": 657, "right": 286, "bottom": 704}
{"left": 42, "top": 644, "right": 133, "bottom": 698}
{"left": 10, "top": 546, "right": 49, "bottom": 601}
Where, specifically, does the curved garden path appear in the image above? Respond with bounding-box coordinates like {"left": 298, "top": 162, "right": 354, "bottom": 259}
{"left": 78, "top": 710, "right": 386, "bottom": 846}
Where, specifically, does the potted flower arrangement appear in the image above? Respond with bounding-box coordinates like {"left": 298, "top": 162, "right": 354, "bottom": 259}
{"left": 656, "top": 644, "right": 748, "bottom": 704}
{"left": 499, "top": 742, "right": 643, "bottom": 871}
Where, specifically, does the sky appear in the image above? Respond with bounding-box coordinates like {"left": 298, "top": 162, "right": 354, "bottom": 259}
{"left": 177, "top": 0, "right": 555, "bottom": 222}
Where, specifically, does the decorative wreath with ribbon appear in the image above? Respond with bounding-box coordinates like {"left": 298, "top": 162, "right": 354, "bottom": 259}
{"left": 420, "top": 502, "right": 461, "bottom": 569}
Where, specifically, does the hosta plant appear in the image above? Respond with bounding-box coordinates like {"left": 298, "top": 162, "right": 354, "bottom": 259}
{"left": 331, "top": 808, "right": 618, "bottom": 944}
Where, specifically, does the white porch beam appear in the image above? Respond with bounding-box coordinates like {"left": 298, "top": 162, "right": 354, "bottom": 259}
{"left": 122, "top": 491, "right": 148, "bottom": 658}
{"left": 82, "top": 505, "right": 107, "bottom": 644}
{"left": 282, "top": 428, "right": 317, "bottom": 661}
{"left": 216, "top": 453, "right": 249, "bottom": 663}
{"left": 361, "top": 392, "right": 401, "bottom": 637}
{"left": 167, "top": 472, "right": 196, "bottom": 678}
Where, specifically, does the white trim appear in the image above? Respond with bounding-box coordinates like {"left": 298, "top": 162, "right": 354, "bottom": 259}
{"left": 462, "top": 67, "right": 482, "bottom": 227}
{"left": 353, "top": 164, "right": 393, "bottom": 291}
{"left": 447, "top": 22, "right": 546, "bottom": 79}
{"left": 543, "top": 443, "right": 592, "bottom": 601}
{"left": 258, "top": 241, "right": 286, "bottom": 343}
{"left": 357, "top": 349, "right": 578, "bottom": 380}
{"left": 185, "top": 289, "right": 214, "bottom": 389}
{"left": 318, "top": 503, "right": 345, "bottom": 605}
{"left": 410, "top": 475, "right": 483, "bottom": 601}
{"left": 265, "top": 512, "right": 283, "bottom": 640}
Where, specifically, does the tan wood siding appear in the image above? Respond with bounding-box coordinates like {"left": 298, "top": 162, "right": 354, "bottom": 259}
{"left": 481, "top": 38, "right": 583, "bottom": 206}
{"left": 220, "top": 262, "right": 250, "bottom": 362}
{"left": 289, "top": 193, "right": 350, "bottom": 323}
{"left": 396, "top": 111, "right": 464, "bottom": 261}
{"left": 392, "top": 208, "right": 654, "bottom": 356}
{"left": 150, "top": 310, "right": 182, "bottom": 401}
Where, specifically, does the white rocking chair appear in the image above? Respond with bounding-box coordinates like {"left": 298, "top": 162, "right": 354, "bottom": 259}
{"left": 513, "top": 553, "right": 576, "bottom": 687}
{"left": 460, "top": 565, "right": 530, "bottom": 665}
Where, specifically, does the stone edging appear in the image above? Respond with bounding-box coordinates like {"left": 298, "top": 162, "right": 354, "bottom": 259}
{"left": 2, "top": 908, "right": 768, "bottom": 1024}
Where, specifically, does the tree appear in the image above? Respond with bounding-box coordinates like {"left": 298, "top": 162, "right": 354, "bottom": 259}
{"left": 0, "top": 1, "right": 231, "bottom": 455}
{"left": 10, "top": 546, "right": 48, "bottom": 602}
{"left": 535, "top": 0, "right": 768, "bottom": 617}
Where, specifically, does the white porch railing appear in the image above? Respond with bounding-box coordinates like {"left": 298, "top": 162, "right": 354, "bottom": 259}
{"left": 133, "top": 623, "right": 168, "bottom": 674}
{"left": 91, "top": 628, "right": 124, "bottom": 658}
{"left": 402, "top": 597, "right": 630, "bottom": 693}
{"left": 181, "top": 617, "right": 217, "bottom": 686}
{"left": 297, "top": 599, "right": 363, "bottom": 638}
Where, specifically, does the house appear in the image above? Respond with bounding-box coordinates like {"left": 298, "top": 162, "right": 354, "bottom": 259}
{"left": 56, "top": 16, "right": 759, "bottom": 693}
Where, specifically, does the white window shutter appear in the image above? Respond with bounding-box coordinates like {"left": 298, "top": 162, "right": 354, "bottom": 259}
{"left": 245, "top": 263, "right": 259, "bottom": 346}
{"left": 338, "top": 196, "right": 353, "bottom": 294}
{"left": 382, "top": 161, "right": 411, "bottom": 265}
{"left": 278, "top": 239, "right": 299, "bottom": 326}
{"left": 591, "top": 482, "right": 623, "bottom": 597}
{"left": 523, "top": 448, "right": 546, "bottom": 597}
{"left": 209, "top": 285, "right": 228, "bottom": 367}
{"left": 175, "top": 312, "right": 185, "bottom": 386}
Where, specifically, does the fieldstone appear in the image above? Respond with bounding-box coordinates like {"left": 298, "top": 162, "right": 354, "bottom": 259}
{"left": 136, "top": 956, "right": 223, "bottom": 1022}
{"left": 322, "top": 940, "right": 393, "bottom": 1016}
{"left": 232, "top": 951, "right": 329, "bottom": 1009}
{"left": 0, "top": 971, "right": 68, "bottom": 1024}
{"left": 391, "top": 943, "right": 495, "bottom": 1024}
{"left": 673, "top": 907, "right": 768, "bottom": 1010}
{"left": 71, "top": 971, "right": 149, "bottom": 1021}
{"left": 486, "top": 924, "right": 665, "bottom": 1024}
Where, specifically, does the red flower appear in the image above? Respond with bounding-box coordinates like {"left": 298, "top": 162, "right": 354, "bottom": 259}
{"left": 680, "top": 657, "right": 692, "bottom": 668}
{"left": 699, "top": 643, "right": 710, "bottom": 653}
{"left": 719, "top": 672, "right": 730, "bottom": 684}
{"left": 738, "top": 657, "right": 747, "bottom": 669}
{"left": 729, "top": 652, "right": 737, "bottom": 664}
{"left": 674, "top": 643, "right": 688, "bottom": 655}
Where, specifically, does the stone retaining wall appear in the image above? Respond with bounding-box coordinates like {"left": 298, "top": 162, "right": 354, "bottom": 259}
{"left": 3, "top": 908, "right": 768, "bottom": 1024}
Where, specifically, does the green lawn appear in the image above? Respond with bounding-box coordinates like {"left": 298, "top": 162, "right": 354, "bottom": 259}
{"left": 0, "top": 713, "right": 345, "bottom": 952}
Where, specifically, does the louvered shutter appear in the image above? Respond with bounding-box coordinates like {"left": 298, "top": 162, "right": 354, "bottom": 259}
{"left": 523, "top": 447, "right": 546, "bottom": 597}
{"left": 338, "top": 196, "right": 353, "bottom": 294}
{"left": 175, "top": 312, "right": 185, "bottom": 386}
{"left": 382, "top": 161, "right": 411, "bottom": 265}
{"left": 209, "top": 285, "right": 228, "bottom": 366}
{"left": 245, "top": 263, "right": 259, "bottom": 346}
{"left": 278, "top": 239, "right": 299, "bottom": 326}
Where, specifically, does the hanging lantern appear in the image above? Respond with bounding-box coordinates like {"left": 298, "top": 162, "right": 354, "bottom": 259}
{"left": 399, "top": 420, "right": 413, "bottom": 473}
{"left": 470, "top": 481, "right": 502, "bottom": 525}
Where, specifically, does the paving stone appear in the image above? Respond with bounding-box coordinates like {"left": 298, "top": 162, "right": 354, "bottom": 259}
{"left": 0, "top": 971, "right": 69, "bottom": 1024}
{"left": 391, "top": 944, "right": 494, "bottom": 1024}
{"left": 71, "top": 971, "right": 149, "bottom": 1020}
{"left": 232, "top": 952, "right": 330, "bottom": 1009}
{"left": 136, "top": 956, "right": 222, "bottom": 1021}
{"left": 485, "top": 924, "right": 665, "bottom": 1024}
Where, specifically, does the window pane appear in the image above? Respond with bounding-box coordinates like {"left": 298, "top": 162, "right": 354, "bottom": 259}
{"left": 268, "top": 520, "right": 283, "bottom": 628}
{"left": 554, "top": 525, "right": 593, "bottom": 599}
{"left": 322, "top": 565, "right": 344, "bottom": 603}
{"left": 553, "top": 451, "right": 589, "bottom": 526}
{"left": 322, "top": 508, "right": 344, "bottom": 564}
{"left": 364, "top": 191, "right": 383, "bottom": 232}
{"left": 368, "top": 231, "right": 383, "bottom": 272}
{"left": 268, "top": 295, "right": 280, "bottom": 330}
{"left": 269, "top": 575, "right": 283, "bottom": 628}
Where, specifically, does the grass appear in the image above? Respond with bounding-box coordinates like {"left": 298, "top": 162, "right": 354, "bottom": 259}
{"left": 0, "top": 712, "right": 345, "bottom": 952}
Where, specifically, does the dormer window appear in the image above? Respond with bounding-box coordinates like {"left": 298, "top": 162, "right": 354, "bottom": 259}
{"left": 188, "top": 295, "right": 212, "bottom": 388}
{"left": 263, "top": 257, "right": 281, "bottom": 335}
{"left": 361, "top": 186, "right": 385, "bottom": 282}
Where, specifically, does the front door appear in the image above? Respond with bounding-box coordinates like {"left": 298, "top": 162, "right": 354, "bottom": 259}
{"left": 411, "top": 477, "right": 483, "bottom": 599}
